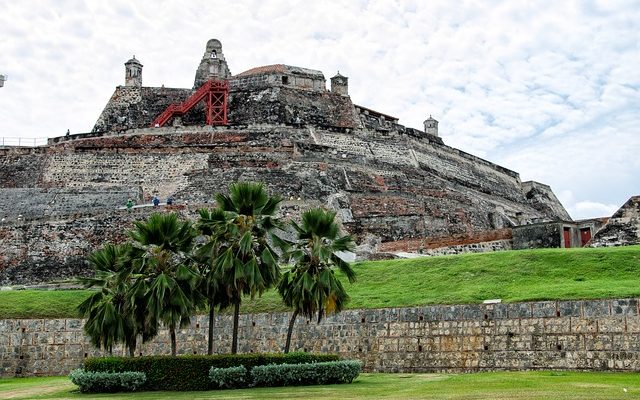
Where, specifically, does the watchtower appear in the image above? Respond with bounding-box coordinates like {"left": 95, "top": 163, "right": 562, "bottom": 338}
{"left": 330, "top": 72, "right": 348, "bottom": 95}
{"left": 193, "top": 39, "right": 232, "bottom": 88}
{"left": 424, "top": 115, "right": 439, "bottom": 137}
{"left": 124, "top": 56, "right": 143, "bottom": 87}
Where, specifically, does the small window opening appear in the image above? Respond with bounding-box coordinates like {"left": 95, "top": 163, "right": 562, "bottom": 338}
{"left": 418, "top": 345, "right": 423, "bottom": 352}
{"left": 282, "top": 76, "right": 289, "bottom": 85}
{"left": 483, "top": 345, "right": 489, "bottom": 351}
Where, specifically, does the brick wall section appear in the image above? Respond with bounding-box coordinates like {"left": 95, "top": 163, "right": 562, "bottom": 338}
{"left": 379, "top": 229, "right": 512, "bottom": 253}
{"left": 1, "top": 299, "right": 639, "bottom": 376}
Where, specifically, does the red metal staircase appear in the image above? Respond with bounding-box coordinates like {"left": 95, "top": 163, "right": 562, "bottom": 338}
{"left": 151, "top": 80, "right": 229, "bottom": 127}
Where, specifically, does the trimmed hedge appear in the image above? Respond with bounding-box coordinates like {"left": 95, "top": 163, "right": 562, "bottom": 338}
{"left": 251, "top": 360, "right": 362, "bottom": 387}
{"left": 69, "top": 369, "right": 146, "bottom": 393}
{"left": 84, "top": 352, "right": 339, "bottom": 391}
{"left": 209, "top": 365, "right": 247, "bottom": 389}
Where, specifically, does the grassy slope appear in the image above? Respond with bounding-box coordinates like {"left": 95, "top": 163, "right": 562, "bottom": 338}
{"left": 1, "top": 246, "right": 638, "bottom": 319}
{"left": 2, "top": 372, "right": 640, "bottom": 399}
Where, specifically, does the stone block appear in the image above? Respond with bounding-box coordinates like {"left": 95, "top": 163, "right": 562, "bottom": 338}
{"left": 544, "top": 318, "right": 571, "bottom": 334}
{"left": 532, "top": 301, "right": 557, "bottom": 318}
{"left": 597, "top": 317, "right": 626, "bottom": 333}
{"left": 611, "top": 299, "right": 638, "bottom": 316}
{"left": 507, "top": 303, "right": 532, "bottom": 318}
{"left": 583, "top": 300, "right": 610, "bottom": 317}
{"left": 493, "top": 303, "right": 509, "bottom": 319}
{"left": 461, "top": 305, "right": 484, "bottom": 320}
{"left": 557, "top": 300, "right": 582, "bottom": 317}
{"left": 441, "top": 305, "right": 463, "bottom": 321}
{"left": 627, "top": 317, "right": 640, "bottom": 333}
{"left": 520, "top": 318, "right": 545, "bottom": 334}
{"left": 584, "top": 334, "right": 613, "bottom": 351}
{"left": 571, "top": 318, "right": 598, "bottom": 334}
{"left": 44, "top": 319, "right": 66, "bottom": 332}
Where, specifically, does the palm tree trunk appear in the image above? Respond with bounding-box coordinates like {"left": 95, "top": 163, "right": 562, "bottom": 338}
{"left": 284, "top": 309, "right": 299, "bottom": 354}
{"left": 170, "top": 325, "right": 177, "bottom": 356}
{"left": 208, "top": 304, "right": 215, "bottom": 355}
{"left": 128, "top": 336, "right": 136, "bottom": 357}
{"left": 231, "top": 302, "right": 240, "bottom": 354}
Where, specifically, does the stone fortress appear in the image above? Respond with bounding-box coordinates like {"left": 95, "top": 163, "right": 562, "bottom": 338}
{"left": 0, "top": 39, "right": 638, "bottom": 286}
{"left": 1, "top": 39, "right": 640, "bottom": 378}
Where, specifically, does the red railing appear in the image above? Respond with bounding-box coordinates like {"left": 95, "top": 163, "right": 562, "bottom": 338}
{"left": 151, "top": 80, "right": 229, "bottom": 127}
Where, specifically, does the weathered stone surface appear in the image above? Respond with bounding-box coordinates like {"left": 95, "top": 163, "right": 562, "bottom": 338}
{"left": 591, "top": 196, "right": 640, "bottom": 247}
{"left": 1, "top": 298, "right": 639, "bottom": 377}
{"left": 0, "top": 122, "right": 567, "bottom": 284}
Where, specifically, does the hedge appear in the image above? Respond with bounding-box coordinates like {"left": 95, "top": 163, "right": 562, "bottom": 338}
{"left": 69, "top": 369, "right": 146, "bottom": 393}
{"left": 209, "top": 365, "right": 248, "bottom": 389}
{"left": 251, "top": 360, "right": 362, "bottom": 387}
{"left": 84, "top": 352, "right": 339, "bottom": 391}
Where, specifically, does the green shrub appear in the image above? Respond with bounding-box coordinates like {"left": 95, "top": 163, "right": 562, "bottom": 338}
{"left": 84, "top": 352, "right": 339, "bottom": 391}
{"left": 69, "top": 369, "right": 146, "bottom": 393}
{"left": 209, "top": 365, "right": 248, "bottom": 389}
{"left": 251, "top": 360, "right": 362, "bottom": 387}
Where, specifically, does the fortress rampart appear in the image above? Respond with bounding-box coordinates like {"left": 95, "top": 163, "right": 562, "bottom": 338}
{"left": 2, "top": 298, "right": 639, "bottom": 377}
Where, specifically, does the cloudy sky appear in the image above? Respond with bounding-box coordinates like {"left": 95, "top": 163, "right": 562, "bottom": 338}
{"left": 1, "top": 0, "right": 638, "bottom": 219}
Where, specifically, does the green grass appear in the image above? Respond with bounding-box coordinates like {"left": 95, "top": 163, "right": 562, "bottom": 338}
{"left": 2, "top": 372, "right": 640, "bottom": 399}
{"left": 1, "top": 246, "right": 639, "bottom": 319}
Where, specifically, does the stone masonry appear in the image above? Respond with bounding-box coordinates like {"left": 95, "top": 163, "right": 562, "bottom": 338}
{"left": 1, "top": 298, "right": 639, "bottom": 377}
{"left": 0, "top": 124, "right": 567, "bottom": 284}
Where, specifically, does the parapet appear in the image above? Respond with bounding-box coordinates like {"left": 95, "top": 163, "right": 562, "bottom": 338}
{"left": 231, "top": 64, "right": 326, "bottom": 92}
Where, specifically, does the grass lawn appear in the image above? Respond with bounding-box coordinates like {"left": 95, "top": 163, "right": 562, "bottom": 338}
{"left": 1, "top": 372, "right": 639, "bottom": 399}
{"left": 1, "top": 246, "right": 639, "bottom": 319}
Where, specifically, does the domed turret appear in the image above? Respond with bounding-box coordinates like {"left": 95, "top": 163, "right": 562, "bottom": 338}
{"left": 424, "top": 115, "right": 438, "bottom": 137}
{"left": 124, "top": 56, "right": 143, "bottom": 87}
{"left": 330, "top": 71, "right": 348, "bottom": 95}
{"left": 193, "top": 39, "right": 232, "bottom": 88}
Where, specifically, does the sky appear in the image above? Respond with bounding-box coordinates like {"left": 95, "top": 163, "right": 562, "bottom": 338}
{"left": 0, "top": 0, "right": 638, "bottom": 220}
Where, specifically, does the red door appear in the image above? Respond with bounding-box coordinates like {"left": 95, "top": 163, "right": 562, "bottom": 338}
{"left": 563, "top": 227, "right": 571, "bottom": 248}
{"left": 580, "top": 228, "right": 591, "bottom": 247}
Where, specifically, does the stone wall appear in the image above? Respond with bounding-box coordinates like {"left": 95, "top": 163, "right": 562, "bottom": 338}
{"left": 0, "top": 125, "right": 570, "bottom": 284}
{"left": 591, "top": 196, "right": 640, "bottom": 247}
{"left": 2, "top": 298, "right": 639, "bottom": 377}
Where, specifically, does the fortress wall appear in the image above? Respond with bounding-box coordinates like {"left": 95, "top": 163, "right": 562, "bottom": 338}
{"left": 0, "top": 127, "right": 568, "bottom": 284}
{"left": 0, "top": 148, "right": 47, "bottom": 188}
{"left": 0, "top": 188, "right": 138, "bottom": 221}
{"left": 2, "top": 298, "right": 639, "bottom": 377}
{"left": 0, "top": 207, "right": 196, "bottom": 285}
{"left": 379, "top": 229, "right": 513, "bottom": 253}
{"left": 591, "top": 196, "right": 640, "bottom": 247}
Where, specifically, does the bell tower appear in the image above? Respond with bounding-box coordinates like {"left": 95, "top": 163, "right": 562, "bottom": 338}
{"left": 424, "top": 115, "right": 439, "bottom": 137}
{"left": 193, "top": 39, "right": 231, "bottom": 88}
{"left": 330, "top": 72, "right": 349, "bottom": 95}
{"left": 124, "top": 56, "right": 143, "bottom": 87}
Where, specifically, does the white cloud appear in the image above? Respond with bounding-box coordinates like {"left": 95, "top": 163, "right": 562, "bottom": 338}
{"left": 0, "top": 0, "right": 638, "bottom": 219}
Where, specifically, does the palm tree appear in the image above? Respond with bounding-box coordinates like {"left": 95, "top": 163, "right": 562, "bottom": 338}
{"left": 278, "top": 208, "right": 356, "bottom": 353}
{"left": 77, "top": 243, "right": 138, "bottom": 356}
{"left": 128, "top": 213, "right": 203, "bottom": 356}
{"left": 195, "top": 208, "right": 233, "bottom": 355}
{"left": 206, "top": 182, "right": 285, "bottom": 354}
